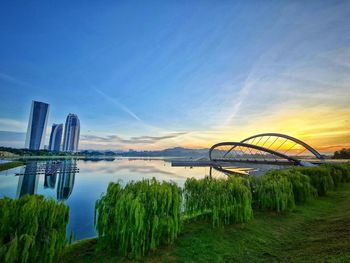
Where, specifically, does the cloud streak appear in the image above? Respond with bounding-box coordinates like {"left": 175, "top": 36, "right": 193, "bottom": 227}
{"left": 0, "top": 118, "right": 27, "bottom": 131}
{"left": 0, "top": 72, "right": 34, "bottom": 88}
{"left": 92, "top": 87, "right": 141, "bottom": 122}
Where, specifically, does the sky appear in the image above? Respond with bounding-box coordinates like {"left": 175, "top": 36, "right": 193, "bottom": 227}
{"left": 0, "top": 1, "right": 349, "bottom": 152}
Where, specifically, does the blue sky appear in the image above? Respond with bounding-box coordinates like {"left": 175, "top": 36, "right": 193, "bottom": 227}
{"left": 0, "top": 1, "right": 349, "bottom": 151}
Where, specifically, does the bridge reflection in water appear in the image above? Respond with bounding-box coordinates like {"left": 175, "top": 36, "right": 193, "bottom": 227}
{"left": 16, "top": 160, "right": 78, "bottom": 200}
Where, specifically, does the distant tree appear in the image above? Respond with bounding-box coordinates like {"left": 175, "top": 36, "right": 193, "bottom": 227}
{"left": 333, "top": 148, "right": 350, "bottom": 159}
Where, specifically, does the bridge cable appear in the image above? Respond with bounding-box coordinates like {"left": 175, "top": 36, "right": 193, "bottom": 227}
{"left": 274, "top": 138, "right": 288, "bottom": 152}
{"left": 283, "top": 142, "right": 297, "bottom": 155}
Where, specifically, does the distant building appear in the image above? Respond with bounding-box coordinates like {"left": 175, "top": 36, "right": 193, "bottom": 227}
{"left": 63, "top": 114, "right": 80, "bottom": 152}
{"left": 48, "top": 123, "right": 63, "bottom": 151}
{"left": 25, "top": 101, "right": 50, "bottom": 150}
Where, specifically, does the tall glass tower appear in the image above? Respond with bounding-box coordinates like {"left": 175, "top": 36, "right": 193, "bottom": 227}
{"left": 63, "top": 114, "right": 80, "bottom": 152}
{"left": 48, "top": 123, "right": 63, "bottom": 151}
{"left": 25, "top": 101, "right": 50, "bottom": 150}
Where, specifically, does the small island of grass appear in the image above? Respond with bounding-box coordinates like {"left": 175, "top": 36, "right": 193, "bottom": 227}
{"left": 0, "top": 161, "right": 24, "bottom": 171}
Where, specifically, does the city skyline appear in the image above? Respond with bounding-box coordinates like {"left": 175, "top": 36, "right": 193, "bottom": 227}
{"left": 23, "top": 100, "right": 80, "bottom": 152}
{"left": 0, "top": 1, "right": 349, "bottom": 152}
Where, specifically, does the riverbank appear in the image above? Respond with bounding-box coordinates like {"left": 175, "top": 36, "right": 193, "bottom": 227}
{"left": 62, "top": 183, "right": 350, "bottom": 262}
{"left": 0, "top": 161, "right": 24, "bottom": 171}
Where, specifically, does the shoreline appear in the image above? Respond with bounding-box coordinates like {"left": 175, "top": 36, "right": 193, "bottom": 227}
{"left": 62, "top": 183, "right": 350, "bottom": 262}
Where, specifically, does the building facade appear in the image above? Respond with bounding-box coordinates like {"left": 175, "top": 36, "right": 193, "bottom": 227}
{"left": 25, "top": 101, "right": 50, "bottom": 150}
{"left": 48, "top": 123, "right": 63, "bottom": 152}
{"left": 63, "top": 114, "right": 80, "bottom": 152}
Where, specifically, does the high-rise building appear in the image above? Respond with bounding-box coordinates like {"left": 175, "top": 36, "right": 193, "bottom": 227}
{"left": 63, "top": 114, "right": 80, "bottom": 152}
{"left": 48, "top": 123, "right": 63, "bottom": 151}
{"left": 25, "top": 101, "right": 50, "bottom": 150}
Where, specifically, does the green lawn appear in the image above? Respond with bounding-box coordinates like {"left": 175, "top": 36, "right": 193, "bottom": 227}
{"left": 0, "top": 161, "right": 24, "bottom": 171}
{"left": 62, "top": 183, "right": 350, "bottom": 263}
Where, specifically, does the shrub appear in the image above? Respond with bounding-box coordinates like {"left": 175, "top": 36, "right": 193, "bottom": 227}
{"left": 94, "top": 178, "right": 182, "bottom": 259}
{"left": 183, "top": 176, "right": 253, "bottom": 227}
{"left": 292, "top": 167, "right": 334, "bottom": 196}
{"left": 0, "top": 195, "right": 69, "bottom": 263}
{"left": 254, "top": 173, "right": 295, "bottom": 212}
{"left": 265, "top": 170, "right": 317, "bottom": 203}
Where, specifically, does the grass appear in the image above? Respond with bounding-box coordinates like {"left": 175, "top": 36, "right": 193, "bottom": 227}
{"left": 62, "top": 183, "right": 350, "bottom": 263}
{"left": 0, "top": 161, "right": 24, "bottom": 171}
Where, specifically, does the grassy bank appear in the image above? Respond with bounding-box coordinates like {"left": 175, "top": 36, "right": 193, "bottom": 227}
{"left": 0, "top": 161, "right": 24, "bottom": 171}
{"left": 62, "top": 183, "right": 350, "bottom": 263}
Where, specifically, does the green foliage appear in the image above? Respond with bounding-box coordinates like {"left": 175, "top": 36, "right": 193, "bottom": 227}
{"left": 292, "top": 167, "right": 334, "bottom": 196}
{"left": 0, "top": 146, "right": 80, "bottom": 157}
{"left": 94, "top": 178, "right": 182, "bottom": 259}
{"left": 183, "top": 176, "right": 253, "bottom": 227}
{"left": 321, "top": 164, "right": 350, "bottom": 184}
{"left": 265, "top": 170, "right": 317, "bottom": 203}
{"left": 0, "top": 161, "right": 24, "bottom": 172}
{"left": 254, "top": 172, "right": 295, "bottom": 212}
{"left": 0, "top": 195, "right": 69, "bottom": 263}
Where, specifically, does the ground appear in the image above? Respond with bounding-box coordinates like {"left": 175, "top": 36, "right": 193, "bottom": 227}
{"left": 62, "top": 183, "right": 350, "bottom": 263}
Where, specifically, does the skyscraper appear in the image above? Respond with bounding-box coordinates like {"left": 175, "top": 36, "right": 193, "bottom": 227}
{"left": 48, "top": 123, "right": 63, "bottom": 151}
{"left": 63, "top": 114, "right": 80, "bottom": 152}
{"left": 25, "top": 101, "right": 50, "bottom": 150}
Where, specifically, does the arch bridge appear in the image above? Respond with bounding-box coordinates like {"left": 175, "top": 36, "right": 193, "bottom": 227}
{"left": 209, "top": 133, "right": 324, "bottom": 169}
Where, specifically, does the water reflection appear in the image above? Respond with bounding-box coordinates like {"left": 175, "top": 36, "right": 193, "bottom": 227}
{"left": 44, "top": 161, "right": 57, "bottom": 189}
{"left": 16, "top": 161, "right": 39, "bottom": 198}
{"left": 15, "top": 160, "right": 77, "bottom": 200}
{"left": 57, "top": 160, "right": 76, "bottom": 200}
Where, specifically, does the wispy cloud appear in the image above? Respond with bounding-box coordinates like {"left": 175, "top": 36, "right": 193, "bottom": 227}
{"left": 0, "top": 131, "right": 26, "bottom": 148}
{"left": 92, "top": 87, "right": 141, "bottom": 122}
{"left": 0, "top": 118, "right": 27, "bottom": 131}
{"left": 81, "top": 132, "right": 187, "bottom": 145}
{"left": 0, "top": 72, "right": 33, "bottom": 88}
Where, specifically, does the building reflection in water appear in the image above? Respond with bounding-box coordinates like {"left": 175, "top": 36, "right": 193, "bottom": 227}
{"left": 57, "top": 160, "right": 76, "bottom": 201}
{"left": 44, "top": 161, "right": 57, "bottom": 189}
{"left": 16, "top": 160, "right": 77, "bottom": 201}
{"left": 16, "top": 161, "right": 39, "bottom": 198}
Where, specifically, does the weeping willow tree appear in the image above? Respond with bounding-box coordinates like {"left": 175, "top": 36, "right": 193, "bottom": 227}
{"left": 264, "top": 170, "right": 317, "bottom": 203}
{"left": 183, "top": 176, "right": 253, "bottom": 227}
{"left": 253, "top": 172, "right": 295, "bottom": 212}
{"left": 320, "top": 164, "right": 350, "bottom": 186}
{"left": 0, "top": 195, "right": 69, "bottom": 263}
{"left": 94, "top": 178, "right": 182, "bottom": 259}
{"left": 292, "top": 166, "right": 334, "bottom": 196}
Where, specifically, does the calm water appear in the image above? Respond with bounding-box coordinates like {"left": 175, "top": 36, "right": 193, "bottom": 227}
{"left": 0, "top": 158, "right": 229, "bottom": 240}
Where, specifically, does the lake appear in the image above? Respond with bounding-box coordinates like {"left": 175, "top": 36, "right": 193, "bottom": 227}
{"left": 1, "top": 158, "right": 237, "bottom": 240}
